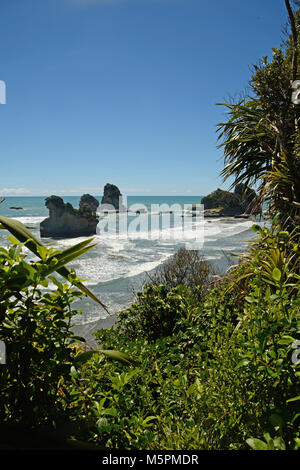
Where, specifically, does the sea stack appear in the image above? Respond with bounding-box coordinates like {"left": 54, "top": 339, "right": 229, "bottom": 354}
{"left": 100, "top": 183, "right": 126, "bottom": 212}
{"left": 40, "top": 194, "right": 99, "bottom": 238}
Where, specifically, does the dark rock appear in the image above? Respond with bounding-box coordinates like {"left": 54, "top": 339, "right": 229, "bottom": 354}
{"left": 135, "top": 209, "right": 147, "bottom": 214}
{"left": 202, "top": 186, "right": 260, "bottom": 217}
{"left": 100, "top": 183, "right": 126, "bottom": 212}
{"left": 9, "top": 206, "right": 23, "bottom": 210}
{"left": 40, "top": 194, "right": 99, "bottom": 238}
{"left": 79, "top": 194, "right": 99, "bottom": 213}
{"left": 203, "top": 208, "right": 224, "bottom": 217}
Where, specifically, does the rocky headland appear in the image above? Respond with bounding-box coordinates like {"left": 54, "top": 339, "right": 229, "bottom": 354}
{"left": 199, "top": 184, "right": 259, "bottom": 218}
{"left": 40, "top": 194, "right": 99, "bottom": 238}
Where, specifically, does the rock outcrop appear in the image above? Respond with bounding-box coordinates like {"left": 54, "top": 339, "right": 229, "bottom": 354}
{"left": 201, "top": 185, "right": 259, "bottom": 218}
{"left": 100, "top": 183, "right": 126, "bottom": 212}
{"left": 79, "top": 194, "right": 100, "bottom": 213}
{"left": 40, "top": 194, "right": 99, "bottom": 238}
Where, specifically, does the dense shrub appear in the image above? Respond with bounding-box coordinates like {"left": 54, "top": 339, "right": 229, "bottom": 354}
{"left": 148, "top": 248, "right": 212, "bottom": 299}
{"left": 116, "top": 284, "right": 201, "bottom": 342}
{"left": 0, "top": 240, "right": 84, "bottom": 428}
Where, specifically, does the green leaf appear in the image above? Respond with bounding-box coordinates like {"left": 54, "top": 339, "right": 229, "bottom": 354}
{"left": 42, "top": 239, "right": 97, "bottom": 277}
{"left": 73, "top": 351, "right": 95, "bottom": 365}
{"left": 0, "top": 216, "right": 43, "bottom": 255}
{"left": 278, "top": 231, "right": 289, "bottom": 239}
{"left": 252, "top": 224, "right": 261, "bottom": 232}
{"left": 272, "top": 267, "right": 282, "bottom": 281}
{"left": 8, "top": 235, "right": 20, "bottom": 245}
{"left": 246, "top": 438, "right": 268, "bottom": 450}
{"left": 142, "top": 416, "right": 158, "bottom": 426}
{"left": 273, "top": 437, "right": 286, "bottom": 450}
{"left": 70, "top": 366, "right": 79, "bottom": 379}
{"left": 286, "top": 395, "right": 300, "bottom": 404}
{"left": 101, "top": 408, "right": 118, "bottom": 417}
{"left": 101, "top": 350, "right": 139, "bottom": 366}
{"left": 278, "top": 336, "right": 296, "bottom": 345}
{"left": 74, "top": 349, "right": 138, "bottom": 366}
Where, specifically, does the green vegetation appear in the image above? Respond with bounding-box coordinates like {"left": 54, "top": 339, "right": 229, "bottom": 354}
{"left": 201, "top": 188, "right": 240, "bottom": 210}
{"left": 0, "top": 0, "right": 299, "bottom": 451}
{"left": 217, "top": 3, "right": 300, "bottom": 225}
{"left": 0, "top": 217, "right": 299, "bottom": 450}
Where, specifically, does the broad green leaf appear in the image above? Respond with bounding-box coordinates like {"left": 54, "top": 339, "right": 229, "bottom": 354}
{"left": 278, "top": 335, "right": 296, "bottom": 345}
{"left": 246, "top": 438, "right": 268, "bottom": 450}
{"left": 35, "top": 245, "right": 50, "bottom": 261}
{"left": 273, "top": 437, "right": 286, "bottom": 450}
{"left": 8, "top": 235, "right": 20, "bottom": 245}
{"left": 272, "top": 267, "right": 282, "bottom": 281}
{"left": 0, "top": 216, "right": 43, "bottom": 255}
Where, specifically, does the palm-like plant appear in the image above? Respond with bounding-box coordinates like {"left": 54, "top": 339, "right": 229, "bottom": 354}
{"left": 217, "top": 46, "right": 300, "bottom": 223}
{"left": 264, "top": 154, "right": 300, "bottom": 226}
{"left": 217, "top": 99, "right": 275, "bottom": 189}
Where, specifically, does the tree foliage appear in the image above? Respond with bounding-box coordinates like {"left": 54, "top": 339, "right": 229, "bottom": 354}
{"left": 217, "top": 2, "right": 300, "bottom": 226}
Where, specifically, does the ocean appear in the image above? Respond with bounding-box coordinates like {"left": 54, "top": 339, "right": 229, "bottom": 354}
{"left": 0, "top": 195, "right": 266, "bottom": 344}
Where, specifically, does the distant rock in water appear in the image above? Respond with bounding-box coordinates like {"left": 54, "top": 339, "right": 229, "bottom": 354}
{"left": 9, "top": 206, "right": 23, "bottom": 210}
{"left": 40, "top": 194, "right": 99, "bottom": 238}
{"left": 202, "top": 185, "right": 259, "bottom": 218}
{"left": 100, "top": 183, "right": 126, "bottom": 212}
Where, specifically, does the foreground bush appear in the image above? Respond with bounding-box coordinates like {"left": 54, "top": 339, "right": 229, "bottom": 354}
{"left": 73, "top": 225, "right": 299, "bottom": 450}
{"left": 0, "top": 239, "right": 85, "bottom": 428}
{"left": 0, "top": 218, "right": 299, "bottom": 450}
{"left": 0, "top": 229, "right": 132, "bottom": 449}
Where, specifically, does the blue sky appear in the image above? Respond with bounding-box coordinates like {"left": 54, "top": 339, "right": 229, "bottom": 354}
{"left": 0, "top": 0, "right": 287, "bottom": 196}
